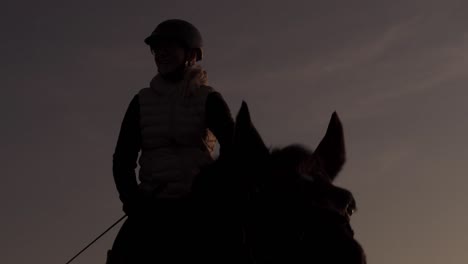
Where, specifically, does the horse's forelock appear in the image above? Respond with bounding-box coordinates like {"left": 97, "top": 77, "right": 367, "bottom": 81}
{"left": 271, "top": 145, "right": 315, "bottom": 172}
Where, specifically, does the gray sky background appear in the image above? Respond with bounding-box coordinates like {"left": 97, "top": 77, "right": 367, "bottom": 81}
{"left": 1, "top": 0, "right": 468, "bottom": 263}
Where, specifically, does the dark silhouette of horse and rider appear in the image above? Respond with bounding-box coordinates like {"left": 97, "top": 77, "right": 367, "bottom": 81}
{"left": 106, "top": 19, "right": 366, "bottom": 264}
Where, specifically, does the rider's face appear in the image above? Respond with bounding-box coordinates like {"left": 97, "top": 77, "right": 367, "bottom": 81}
{"left": 151, "top": 40, "right": 187, "bottom": 75}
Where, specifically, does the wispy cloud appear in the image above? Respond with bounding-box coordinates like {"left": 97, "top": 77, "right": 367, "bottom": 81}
{"left": 321, "top": 16, "right": 423, "bottom": 73}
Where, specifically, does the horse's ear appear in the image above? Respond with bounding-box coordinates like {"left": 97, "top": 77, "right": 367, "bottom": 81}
{"left": 314, "top": 112, "right": 346, "bottom": 180}
{"left": 234, "top": 101, "right": 269, "bottom": 159}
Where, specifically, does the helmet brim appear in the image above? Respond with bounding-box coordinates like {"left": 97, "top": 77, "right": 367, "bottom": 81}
{"left": 145, "top": 36, "right": 203, "bottom": 61}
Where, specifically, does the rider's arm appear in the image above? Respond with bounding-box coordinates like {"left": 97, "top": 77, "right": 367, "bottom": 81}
{"left": 206, "top": 92, "right": 235, "bottom": 158}
{"left": 112, "top": 95, "right": 141, "bottom": 208}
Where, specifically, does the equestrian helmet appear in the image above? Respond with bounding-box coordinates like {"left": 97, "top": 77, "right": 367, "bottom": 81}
{"left": 144, "top": 19, "right": 203, "bottom": 61}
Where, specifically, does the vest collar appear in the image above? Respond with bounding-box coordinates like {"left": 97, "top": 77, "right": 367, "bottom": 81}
{"left": 150, "top": 65, "right": 208, "bottom": 96}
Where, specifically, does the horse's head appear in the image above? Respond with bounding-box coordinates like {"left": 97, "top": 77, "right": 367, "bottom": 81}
{"left": 233, "top": 102, "right": 355, "bottom": 222}
{"left": 232, "top": 102, "right": 366, "bottom": 263}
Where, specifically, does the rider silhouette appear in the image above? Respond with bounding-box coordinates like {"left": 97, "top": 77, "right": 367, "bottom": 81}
{"left": 109, "top": 19, "right": 234, "bottom": 263}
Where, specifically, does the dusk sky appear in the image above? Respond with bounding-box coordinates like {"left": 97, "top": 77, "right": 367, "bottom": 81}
{"left": 2, "top": 1, "right": 468, "bottom": 263}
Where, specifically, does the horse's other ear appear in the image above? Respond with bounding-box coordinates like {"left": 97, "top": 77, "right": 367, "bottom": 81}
{"left": 234, "top": 101, "right": 269, "bottom": 160}
{"left": 314, "top": 112, "right": 346, "bottom": 181}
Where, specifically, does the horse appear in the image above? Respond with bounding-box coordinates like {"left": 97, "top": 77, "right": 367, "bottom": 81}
{"left": 107, "top": 102, "right": 366, "bottom": 264}
{"left": 192, "top": 102, "right": 366, "bottom": 264}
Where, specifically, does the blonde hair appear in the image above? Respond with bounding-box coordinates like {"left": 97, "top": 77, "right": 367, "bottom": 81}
{"left": 183, "top": 64, "right": 208, "bottom": 96}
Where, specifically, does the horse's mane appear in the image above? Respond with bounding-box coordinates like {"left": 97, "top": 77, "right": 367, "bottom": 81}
{"left": 270, "top": 144, "right": 312, "bottom": 164}
{"left": 270, "top": 144, "right": 325, "bottom": 178}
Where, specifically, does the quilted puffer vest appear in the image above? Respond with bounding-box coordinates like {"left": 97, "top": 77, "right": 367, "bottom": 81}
{"left": 137, "top": 66, "right": 216, "bottom": 198}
